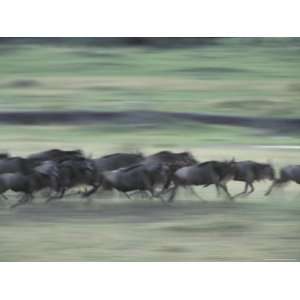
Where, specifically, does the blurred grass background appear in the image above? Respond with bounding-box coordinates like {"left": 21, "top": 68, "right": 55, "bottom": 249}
{"left": 0, "top": 37, "right": 300, "bottom": 151}
{"left": 1, "top": 38, "right": 300, "bottom": 261}
{"left": 1, "top": 38, "right": 300, "bottom": 116}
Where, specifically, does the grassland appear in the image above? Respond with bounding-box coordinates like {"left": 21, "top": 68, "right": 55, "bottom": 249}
{"left": 0, "top": 38, "right": 300, "bottom": 148}
{"left": 1, "top": 38, "right": 300, "bottom": 261}
{"left": 1, "top": 184, "right": 300, "bottom": 261}
{"left": 0, "top": 39, "right": 300, "bottom": 117}
{"left": 0, "top": 145, "right": 300, "bottom": 261}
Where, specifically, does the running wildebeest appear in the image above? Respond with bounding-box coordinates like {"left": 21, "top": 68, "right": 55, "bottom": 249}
{"left": 143, "top": 151, "right": 198, "bottom": 190}
{"left": 83, "top": 152, "right": 145, "bottom": 196}
{"left": 265, "top": 165, "right": 300, "bottom": 196}
{"left": 47, "top": 157, "right": 96, "bottom": 201}
{"left": 166, "top": 160, "right": 236, "bottom": 203}
{"left": 101, "top": 162, "right": 171, "bottom": 202}
{"left": 0, "top": 156, "right": 32, "bottom": 175}
{"left": 0, "top": 160, "right": 60, "bottom": 208}
{"left": 27, "top": 149, "right": 84, "bottom": 162}
{"left": 231, "top": 161, "right": 275, "bottom": 198}
{"left": 144, "top": 151, "right": 198, "bottom": 171}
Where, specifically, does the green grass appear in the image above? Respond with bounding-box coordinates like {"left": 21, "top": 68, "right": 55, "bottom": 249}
{"left": 1, "top": 189, "right": 300, "bottom": 261}
{"left": 0, "top": 39, "right": 300, "bottom": 117}
{"left": 0, "top": 142, "right": 299, "bottom": 262}
{"left": 1, "top": 123, "right": 300, "bottom": 158}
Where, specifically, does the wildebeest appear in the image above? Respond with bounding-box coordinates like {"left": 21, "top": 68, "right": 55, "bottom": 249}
{"left": 27, "top": 149, "right": 84, "bottom": 162}
{"left": 265, "top": 165, "right": 300, "bottom": 196}
{"left": 49, "top": 157, "right": 97, "bottom": 200}
{"left": 0, "top": 160, "right": 60, "bottom": 208}
{"left": 0, "top": 157, "right": 32, "bottom": 175}
{"left": 83, "top": 152, "right": 145, "bottom": 196}
{"left": 94, "top": 153, "right": 145, "bottom": 171}
{"left": 232, "top": 161, "right": 275, "bottom": 198}
{"left": 166, "top": 160, "right": 236, "bottom": 203}
{"left": 143, "top": 151, "right": 198, "bottom": 190}
{"left": 101, "top": 162, "right": 171, "bottom": 201}
{"left": 144, "top": 151, "right": 198, "bottom": 171}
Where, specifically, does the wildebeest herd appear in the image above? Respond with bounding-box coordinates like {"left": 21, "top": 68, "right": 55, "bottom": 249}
{"left": 0, "top": 148, "right": 297, "bottom": 208}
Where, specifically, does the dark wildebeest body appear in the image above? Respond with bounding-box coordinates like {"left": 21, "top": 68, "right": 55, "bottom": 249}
{"left": 101, "top": 162, "right": 170, "bottom": 201}
{"left": 0, "top": 160, "right": 59, "bottom": 207}
{"left": 0, "top": 157, "right": 32, "bottom": 175}
{"left": 167, "top": 160, "right": 236, "bottom": 202}
{"left": 0, "top": 153, "right": 10, "bottom": 159}
{"left": 83, "top": 153, "right": 145, "bottom": 196}
{"left": 232, "top": 161, "right": 275, "bottom": 198}
{"left": 143, "top": 151, "right": 198, "bottom": 190}
{"left": 94, "top": 153, "right": 144, "bottom": 171}
{"left": 265, "top": 165, "right": 300, "bottom": 196}
{"left": 27, "top": 149, "right": 83, "bottom": 162}
{"left": 51, "top": 158, "right": 96, "bottom": 200}
{"left": 144, "top": 151, "right": 197, "bottom": 171}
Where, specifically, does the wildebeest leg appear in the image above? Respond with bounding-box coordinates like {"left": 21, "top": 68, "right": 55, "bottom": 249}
{"left": 150, "top": 185, "right": 170, "bottom": 204}
{"left": 152, "top": 186, "right": 174, "bottom": 203}
{"left": 41, "top": 188, "right": 52, "bottom": 198}
{"left": 0, "top": 193, "right": 7, "bottom": 206}
{"left": 167, "top": 186, "right": 178, "bottom": 203}
{"left": 265, "top": 181, "right": 276, "bottom": 196}
{"left": 127, "top": 190, "right": 141, "bottom": 197}
{"left": 0, "top": 194, "right": 7, "bottom": 201}
{"left": 46, "top": 188, "right": 66, "bottom": 203}
{"left": 232, "top": 183, "right": 249, "bottom": 199}
{"left": 218, "top": 184, "right": 233, "bottom": 201}
{"left": 156, "top": 185, "right": 175, "bottom": 197}
{"left": 157, "top": 194, "right": 171, "bottom": 205}
{"left": 25, "top": 193, "right": 34, "bottom": 204}
{"left": 82, "top": 184, "right": 100, "bottom": 197}
{"left": 140, "top": 172, "right": 155, "bottom": 198}
{"left": 215, "top": 185, "right": 221, "bottom": 197}
{"left": 10, "top": 193, "right": 31, "bottom": 208}
{"left": 246, "top": 183, "right": 255, "bottom": 195}
{"left": 186, "top": 186, "right": 206, "bottom": 202}
{"left": 127, "top": 190, "right": 151, "bottom": 200}
{"left": 264, "top": 180, "right": 288, "bottom": 196}
{"left": 58, "top": 188, "right": 66, "bottom": 199}
{"left": 141, "top": 191, "right": 152, "bottom": 200}
{"left": 124, "top": 192, "right": 133, "bottom": 200}
{"left": 11, "top": 194, "right": 26, "bottom": 208}
{"left": 163, "top": 177, "right": 172, "bottom": 190}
